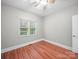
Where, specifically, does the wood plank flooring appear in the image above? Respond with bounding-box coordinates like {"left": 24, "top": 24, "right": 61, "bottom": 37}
{"left": 1, "top": 41, "right": 78, "bottom": 59}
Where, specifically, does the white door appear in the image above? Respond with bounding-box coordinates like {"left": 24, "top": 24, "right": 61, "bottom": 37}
{"left": 72, "top": 15, "right": 78, "bottom": 53}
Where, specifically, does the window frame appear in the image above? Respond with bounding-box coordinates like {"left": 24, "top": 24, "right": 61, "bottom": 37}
{"left": 18, "top": 18, "right": 37, "bottom": 37}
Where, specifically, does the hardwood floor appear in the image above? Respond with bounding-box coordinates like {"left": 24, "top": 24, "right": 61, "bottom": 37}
{"left": 1, "top": 41, "right": 78, "bottom": 59}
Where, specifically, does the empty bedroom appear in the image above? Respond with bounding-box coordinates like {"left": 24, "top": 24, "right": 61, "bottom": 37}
{"left": 1, "top": 0, "right": 78, "bottom": 59}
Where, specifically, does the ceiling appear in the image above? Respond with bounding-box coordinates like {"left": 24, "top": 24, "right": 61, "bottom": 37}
{"left": 2, "top": 0, "right": 78, "bottom": 16}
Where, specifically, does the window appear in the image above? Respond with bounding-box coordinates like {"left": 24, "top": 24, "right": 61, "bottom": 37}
{"left": 19, "top": 19, "right": 36, "bottom": 36}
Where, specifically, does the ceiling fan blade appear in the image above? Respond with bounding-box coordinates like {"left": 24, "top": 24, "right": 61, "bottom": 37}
{"left": 34, "top": 2, "right": 40, "bottom": 7}
{"left": 31, "top": 0, "right": 42, "bottom": 7}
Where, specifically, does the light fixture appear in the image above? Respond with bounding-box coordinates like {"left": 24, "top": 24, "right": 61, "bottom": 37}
{"left": 30, "top": 0, "right": 55, "bottom": 10}
{"left": 48, "top": 0, "right": 55, "bottom": 4}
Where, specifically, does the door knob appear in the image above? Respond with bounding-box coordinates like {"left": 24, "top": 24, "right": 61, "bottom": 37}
{"left": 72, "top": 35, "right": 76, "bottom": 37}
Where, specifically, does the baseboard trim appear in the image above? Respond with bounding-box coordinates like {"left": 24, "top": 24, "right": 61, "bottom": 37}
{"left": 1, "top": 39, "right": 72, "bottom": 53}
{"left": 1, "top": 39, "right": 44, "bottom": 53}
{"left": 44, "top": 40, "right": 72, "bottom": 51}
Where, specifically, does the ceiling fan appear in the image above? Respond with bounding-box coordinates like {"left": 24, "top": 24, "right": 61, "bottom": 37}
{"left": 31, "top": 0, "right": 55, "bottom": 7}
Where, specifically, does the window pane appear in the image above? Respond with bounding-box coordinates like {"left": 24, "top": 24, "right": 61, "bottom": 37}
{"left": 20, "top": 31, "right": 27, "bottom": 35}
{"left": 20, "top": 28, "right": 28, "bottom": 31}
{"left": 20, "top": 19, "right": 28, "bottom": 28}
{"left": 30, "top": 28, "right": 35, "bottom": 34}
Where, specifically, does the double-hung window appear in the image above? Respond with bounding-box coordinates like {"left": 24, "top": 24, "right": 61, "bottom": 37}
{"left": 19, "top": 19, "right": 36, "bottom": 36}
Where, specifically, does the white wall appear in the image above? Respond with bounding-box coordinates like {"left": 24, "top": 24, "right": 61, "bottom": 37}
{"left": 44, "top": 5, "right": 78, "bottom": 47}
{"left": 1, "top": 4, "right": 43, "bottom": 49}
{"left": 2, "top": 3, "right": 78, "bottom": 50}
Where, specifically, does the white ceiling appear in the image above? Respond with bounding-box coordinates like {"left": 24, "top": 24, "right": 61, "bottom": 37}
{"left": 2, "top": 0, "right": 78, "bottom": 16}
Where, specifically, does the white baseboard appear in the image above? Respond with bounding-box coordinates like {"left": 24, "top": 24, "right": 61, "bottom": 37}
{"left": 1, "top": 39, "right": 44, "bottom": 53}
{"left": 1, "top": 39, "right": 72, "bottom": 53}
{"left": 44, "top": 39, "right": 72, "bottom": 51}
